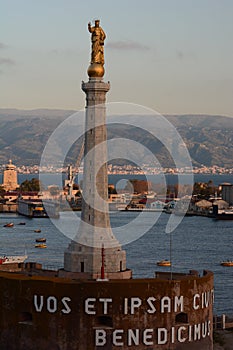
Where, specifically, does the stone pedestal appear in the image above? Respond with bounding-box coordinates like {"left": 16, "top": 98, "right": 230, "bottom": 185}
{"left": 64, "top": 78, "right": 129, "bottom": 278}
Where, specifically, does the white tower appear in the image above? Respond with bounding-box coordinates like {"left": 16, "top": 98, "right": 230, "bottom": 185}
{"left": 2, "top": 160, "right": 19, "bottom": 191}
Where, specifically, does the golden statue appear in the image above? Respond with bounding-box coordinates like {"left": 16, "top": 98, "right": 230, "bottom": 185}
{"left": 88, "top": 20, "right": 106, "bottom": 65}
{"left": 87, "top": 20, "right": 106, "bottom": 77}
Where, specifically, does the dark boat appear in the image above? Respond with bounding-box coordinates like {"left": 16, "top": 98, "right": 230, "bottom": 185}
{"left": 214, "top": 211, "right": 233, "bottom": 220}
{"left": 35, "top": 238, "right": 46, "bottom": 243}
{"left": 213, "top": 205, "right": 233, "bottom": 220}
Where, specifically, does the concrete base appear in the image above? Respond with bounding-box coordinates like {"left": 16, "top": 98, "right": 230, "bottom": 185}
{"left": 64, "top": 243, "right": 128, "bottom": 277}
{"left": 58, "top": 268, "right": 132, "bottom": 280}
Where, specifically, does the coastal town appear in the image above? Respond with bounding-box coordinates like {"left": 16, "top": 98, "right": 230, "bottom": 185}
{"left": 1, "top": 163, "right": 233, "bottom": 175}
{"left": 0, "top": 160, "right": 233, "bottom": 221}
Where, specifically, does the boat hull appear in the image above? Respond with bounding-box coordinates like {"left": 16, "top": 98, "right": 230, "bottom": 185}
{"left": 214, "top": 214, "right": 233, "bottom": 220}
{"left": 17, "top": 199, "right": 60, "bottom": 218}
{"left": 220, "top": 261, "right": 233, "bottom": 267}
{"left": 157, "top": 260, "right": 171, "bottom": 267}
{"left": 0, "top": 255, "right": 27, "bottom": 265}
{"left": 35, "top": 244, "right": 47, "bottom": 249}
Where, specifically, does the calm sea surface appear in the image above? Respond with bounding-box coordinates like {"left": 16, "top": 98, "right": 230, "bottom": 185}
{"left": 0, "top": 173, "right": 233, "bottom": 187}
{"left": 0, "top": 211, "right": 232, "bottom": 316}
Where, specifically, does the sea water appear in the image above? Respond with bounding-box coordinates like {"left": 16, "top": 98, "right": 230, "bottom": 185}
{"left": 0, "top": 211, "right": 232, "bottom": 315}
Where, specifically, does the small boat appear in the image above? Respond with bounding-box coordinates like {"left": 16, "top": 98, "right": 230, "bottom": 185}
{"left": 34, "top": 229, "right": 41, "bottom": 233}
{"left": 157, "top": 260, "right": 171, "bottom": 267}
{"left": 18, "top": 222, "right": 26, "bottom": 225}
{"left": 35, "top": 243, "right": 47, "bottom": 249}
{"left": 0, "top": 255, "right": 27, "bottom": 265}
{"left": 3, "top": 223, "right": 14, "bottom": 227}
{"left": 35, "top": 237, "right": 46, "bottom": 243}
{"left": 220, "top": 261, "right": 233, "bottom": 267}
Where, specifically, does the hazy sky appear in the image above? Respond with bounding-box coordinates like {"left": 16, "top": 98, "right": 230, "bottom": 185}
{"left": 1, "top": 0, "right": 233, "bottom": 115}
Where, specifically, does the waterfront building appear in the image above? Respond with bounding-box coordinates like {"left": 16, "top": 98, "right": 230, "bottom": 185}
{"left": 220, "top": 182, "right": 233, "bottom": 206}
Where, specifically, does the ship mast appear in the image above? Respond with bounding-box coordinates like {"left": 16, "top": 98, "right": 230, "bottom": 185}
{"left": 101, "top": 244, "right": 105, "bottom": 280}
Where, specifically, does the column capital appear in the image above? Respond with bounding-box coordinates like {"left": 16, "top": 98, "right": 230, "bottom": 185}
{"left": 82, "top": 79, "right": 110, "bottom": 94}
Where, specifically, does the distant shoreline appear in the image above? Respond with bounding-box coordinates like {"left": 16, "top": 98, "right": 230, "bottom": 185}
{"left": 0, "top": 173, "right": 232, "bottom": 188}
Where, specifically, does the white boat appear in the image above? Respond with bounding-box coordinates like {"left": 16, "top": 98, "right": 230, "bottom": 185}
{"left": 0, "top": 255, "right": 27, "bottom": 265}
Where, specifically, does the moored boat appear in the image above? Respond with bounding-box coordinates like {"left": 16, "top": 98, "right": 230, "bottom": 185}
{"left": 214, "top": 212, "right": 233, "bottom": 220}
{"left": 0, "top": 255, "right": 27, "bottom": 265}
{"left": 34, "top": 229, "right": 41, "bottom": 233}
{"left": 35, "top": 243, "right": 47, "bottom": 249}
{"left": 3, "top": 222, "right": 14, "bottom": 227}
{"left": 157, "top": 259, "right": 171, "bottom": 267}
{"left": 35, "top": 237, "right": 46, "bottom": 243}
{"left": 220, "top": 261, "right": 233, "bottom": 267}
{"left": 213, "top": 205, "right": 233, "bottom": 220}
{"left": 17, "top": 198, "right": 60, "bottom": 218}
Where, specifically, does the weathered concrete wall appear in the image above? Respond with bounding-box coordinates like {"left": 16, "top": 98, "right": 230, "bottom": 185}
{"left": 0, "top": 270, "right": 213, "bottom": 349}
{"left": 0, "top": 203, "right": 17, "bottom": 212}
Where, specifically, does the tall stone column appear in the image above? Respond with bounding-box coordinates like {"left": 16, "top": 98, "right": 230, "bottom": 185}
{"left": 81, "top": 77, "right": 111, "bottom": 233}
{"left": 64, "top": 21, "right": 130, "bottom": 279}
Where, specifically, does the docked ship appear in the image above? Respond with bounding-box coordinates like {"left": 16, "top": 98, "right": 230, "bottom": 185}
{"left": 17, "top": 198, "right": 60, "bottom": 218}
{"left": 0, "top": 21, "right": 214, "bottom": 349}
{"left": 214, "top": 210, "right": 233, "bottom": 220}
{"left": 213, "top": 204, "right": 233, "bottom": 220}
{"left": 0, "top": 255, "right": 27, "bottom": 265}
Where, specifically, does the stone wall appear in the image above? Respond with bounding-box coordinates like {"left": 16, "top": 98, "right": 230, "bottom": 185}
{"left": 0, "top": 269, "right": 214, "bottom": 349}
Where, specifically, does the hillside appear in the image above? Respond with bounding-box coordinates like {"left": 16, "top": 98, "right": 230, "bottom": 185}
{"left": 0, "top": 109, "right": 232, "bottom": 168}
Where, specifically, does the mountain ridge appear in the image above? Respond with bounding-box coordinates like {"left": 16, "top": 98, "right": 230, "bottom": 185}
{"left": 0, "top": 109, "right": 232, "bottom": 168}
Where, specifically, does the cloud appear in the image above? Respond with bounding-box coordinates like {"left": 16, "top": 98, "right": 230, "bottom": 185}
{"left": 50, "top": 49, "right": 60, "bottom": 55}
{"left": 50, "top": 48, "right": 78, "bottom": 56}
{"left": 176, "top": 50, "right": 197, "bottom": 61}
{"left": 0, "top": 43, "right": 8, "bottom": 49}
{"left": 107, "top": 40, "right": 150, "bottom": 51}
{"left": 176, "top": 50, "right": 184, "bottom": 60}
{"left": 0, "top": 57, "right": 16, "bottom": 65}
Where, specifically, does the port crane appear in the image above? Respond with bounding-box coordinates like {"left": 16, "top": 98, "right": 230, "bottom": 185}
{"left": 65, "top": 142, "right": 84, "bottom": 199}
